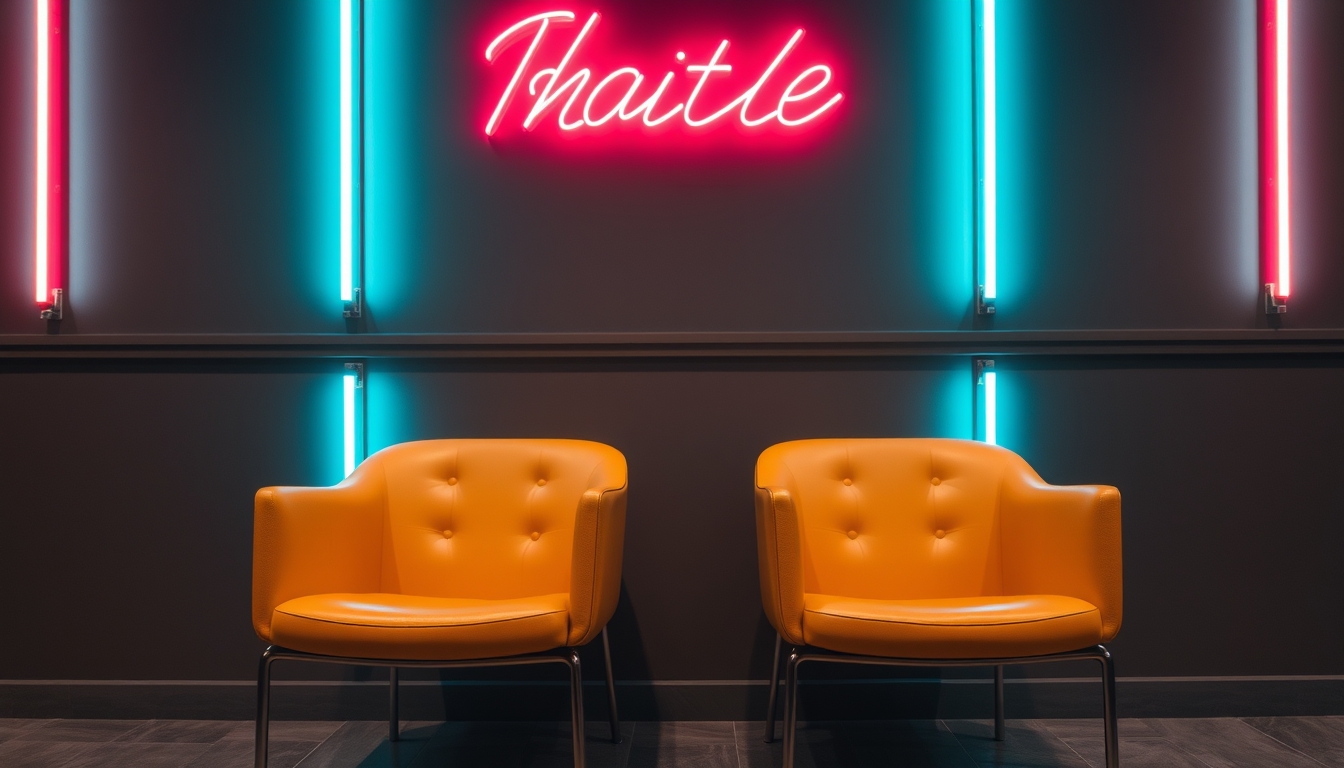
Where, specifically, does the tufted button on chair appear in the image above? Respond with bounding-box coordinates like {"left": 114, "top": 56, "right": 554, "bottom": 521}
{"left": 252, "top": 439, "right": 627, "bottom": 768}
{"left": 755, "top": 438, "right": 1122, "bottom": 768}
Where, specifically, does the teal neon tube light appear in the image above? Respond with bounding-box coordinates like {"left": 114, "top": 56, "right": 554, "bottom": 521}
{"left": 975, "top": 0, "right": 996, "bottom": 315}
{"left": 340, "top": 0, "right": 363, "bottom": 318}
{"left": 984, "top": 369, "right": 997, "bottom": 445}
{"left": 974, "top": 359, "right": 996, "bottom": 445}
{"left": 343, "top": 371, "right": 355, "bottom": 476}
{"left": 342, "top": 362, "right": 364, "bottom": 477}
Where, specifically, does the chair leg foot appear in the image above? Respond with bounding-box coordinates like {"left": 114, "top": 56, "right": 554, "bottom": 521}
{"left": 764, "top": 633, "right": 783, "bottom": 743}
{"left": 255, "top": 647, "right": 276, "bottom": 768}
{"left": 994, "top": 665, "right": 1005, "bottom": 741}
{"left": 601, "top": 628, "right": 621, "bottom": 744}
{"left": 568, "top": 649, "right": 587, "bottom": 768}
{"left": 1098, "top": 646, "right": 1119, "bottom": 768}
{"left": 389, "top": 667, "right": 400, "bottom": 743}
{"left": 783, "top": 649, "right": 801, "bottom": 768}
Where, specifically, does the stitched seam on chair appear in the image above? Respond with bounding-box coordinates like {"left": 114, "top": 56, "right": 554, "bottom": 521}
{"left": 777, "top": 459, "right": 802, "bottom": 642}
{"left": 274, "top": 609, "right": 567, "bottom": 630}
{"left": 803, "top": 608, "right": 1095, "bottom": 628}
{"left": 576, "top": 489, "right": 601, "bottom": 644}
{"left": 770, "top": 488, "right": 793, "bottom": 642}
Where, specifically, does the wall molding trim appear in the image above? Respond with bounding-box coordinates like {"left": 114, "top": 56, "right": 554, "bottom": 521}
{"left": 3, "top": 329, "right": 1344, "bottom": 360}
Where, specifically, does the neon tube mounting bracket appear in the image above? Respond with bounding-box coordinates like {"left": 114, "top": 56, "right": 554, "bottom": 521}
{"left": 344, "top": 360, "right": 365, "bottom": 388}
{"left": 343, "top": 287, "right": 362, "bottom": 319}
{"left": 974, "top": 357, "right": 994, "bottom": 384}
{"left": 1264, "top": 284, "right": 1287, "bottom": 314}
{"left": 39, "top": 288, "right": 63, "bottom": 321}
{"left": 976, "top": 285, "right": 995, "bottom": 315}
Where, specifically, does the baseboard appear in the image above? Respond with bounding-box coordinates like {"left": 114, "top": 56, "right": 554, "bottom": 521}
{"left": 2, "top": 677, "right": 1341, "bottom": 721}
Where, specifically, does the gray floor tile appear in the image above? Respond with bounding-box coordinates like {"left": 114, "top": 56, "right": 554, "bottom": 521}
{"left": 0, "top": 719, "right": 51, "bottom": 744}
{"left": 1244, "top": 717, "right": 1344, "bottom": 766}
{"left": 628, "top": 743, "right": 738, "bottom": 768}
{"left": 735, "top": 719, "right": 777, "bottom": 745}
{"left": 294, "top": 720, "right": 430, "bottom": 768}
{"left": 632, "top": 720, "right": 735, "bottom": 748}
{"left": 1144, "top": 718, "right": 1324, "bottom": 768}
{"left": 824, "top": 719, "right": 955, "bottom": 744}
{"left": 11, "top": 716, "right": 1344, "bottom": 768}
{"left": 404, "top": 720, "right": 631, "bottom": 768}
{"left": 116, "top": 719, "right": 240, "bottom": 744}
{"left": 943, "top": 719, "right": 1090, "bottom": 767}
{"left": 1057, "top": 736, "right": 1206, "bottom": 768}
{"left": 44, "top": 741, "right": 213, "bottom": 767}
{"left": 13, "top": 719, "right": 147, "bottom": 742}
{"left": 223, "top": 720, "right": 345, "bottom": 742}
{"left": 736, "top": 741, "right": 785, "bottom": 768}
{"left": 0, "top": 740, "right": 103, "bottom": 767}
{"left": 738, "top": 721, "right": 978, "bottom": 768}
{"left": 1037, "top": 717, "right": 1160, "bottom": 740}
{"left": 188, "top": 738, "right": 320, "bottom": 768}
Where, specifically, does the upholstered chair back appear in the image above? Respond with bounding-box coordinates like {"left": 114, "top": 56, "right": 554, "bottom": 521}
{"left": 358, "top": 439, "right": 627, "bottom": 601}
{"left": 755, "top": 438, "right": 1034, "bottom": 601}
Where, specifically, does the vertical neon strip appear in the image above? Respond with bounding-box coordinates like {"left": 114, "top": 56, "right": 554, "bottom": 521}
{"left": 1261, "top": 0, "right": 1291, "bottom": 301}
{"left": 34, "top": 0, "right": 49, "bottom": 303}
{"left": 982, "top": 0, "right": 997, "bottom": 301}
{"left": 984, "top": 370, "right": 997, "bottom": 446}
{"left": 973, "top": 359, "right": 996, "bottom": 444}
{"left": 1274, "top": 0, "right": 1291, "bottom": 297}
{"left": 35, "top": 0, "right": 64, "bottom": 305}
{"left": 343, "top": 371, "right": 357, "bottom": 477}
{"left": 339, "top": 0, "right": 354, "bottom": 304}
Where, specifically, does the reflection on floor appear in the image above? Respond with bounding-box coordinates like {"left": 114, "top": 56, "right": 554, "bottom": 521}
{"left": 0, "top": 716, "right": 1340, "bottom": 767}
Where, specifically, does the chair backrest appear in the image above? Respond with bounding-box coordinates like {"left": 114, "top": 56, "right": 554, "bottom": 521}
{"left": 358, "top": 439, "right": 626, "bottom": 601}
{"left": 756, "top": 438, "right": 1029, "bottom": 601}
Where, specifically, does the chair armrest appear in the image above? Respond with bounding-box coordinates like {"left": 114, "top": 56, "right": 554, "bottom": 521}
{"left": 1000, "top": 475, "right": 1123, "bottom": 641}
{"left": 755, "top": 486, "right": 805, "bottom": 645}
{"left": 567, "top": 483, "right": 627, "bottom": 646}
{"left": 252, "top": 479, "right": 385, "bottom": 643}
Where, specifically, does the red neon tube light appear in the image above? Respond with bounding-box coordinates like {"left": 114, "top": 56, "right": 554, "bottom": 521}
{"left": 483, "top": 10, "right": 844, "bottom": 137}
{"left": 1259, "top": 0, "right": 1290, "bottom": 312}
{"left": 35, "top": 0, "right": 67, "bottom": 319}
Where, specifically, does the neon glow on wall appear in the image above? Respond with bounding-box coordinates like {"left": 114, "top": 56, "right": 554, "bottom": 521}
{"left": 1259, "top": 0, "right": 1290, "bottom": 311}
{"left": 340, "top": 0, "right": 363, "bottom": 318}
{"left": 974, "top": 0, "right": 996, "bottom": 314}
{"left": 35, "top": 0, "right": 67, "bottom": 315}
{"left": 483, "top": 11, "right": 844, "bottom": 136}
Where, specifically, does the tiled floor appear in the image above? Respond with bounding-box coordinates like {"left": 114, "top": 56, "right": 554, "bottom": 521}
{"left": 0, "top": 716, "right": 1339, "bottom": 767}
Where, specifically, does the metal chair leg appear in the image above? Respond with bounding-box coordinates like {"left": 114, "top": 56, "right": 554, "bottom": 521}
{"left": 764, "top": 633, "right": 783, "bottom": 743}
{"left": 1099, "top": 646, "right": 1119, "bottom": 768}
{"left": 389, "top": 667, "right": 400, "bottom": 743}
{"left": 783, "top": 649, "right": 801, "bottom": 768}
{"left": 994, "top": 665, "right": 1005, "bottom": 741}
{"left": 568, "top": 648, "right": 587, "bottom": 768}
{"left": 254, "top": 647, "right": 276, "bottom": 768}
{"left": 601, "top": 627, "right": 621, "bottom": 744}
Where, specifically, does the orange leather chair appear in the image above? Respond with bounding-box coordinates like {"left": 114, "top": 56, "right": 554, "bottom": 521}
{"left": 252, "top": 439, "right": 628, "bottom": 768}
{"left": 755, "top": 438, "right": 1121, "bottom": 768}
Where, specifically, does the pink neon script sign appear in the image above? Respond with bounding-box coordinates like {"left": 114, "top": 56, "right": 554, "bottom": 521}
{"left": 484, "top": 11, "right": 845, "bottom": 136}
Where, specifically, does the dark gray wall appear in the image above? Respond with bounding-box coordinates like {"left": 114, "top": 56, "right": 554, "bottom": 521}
{"left": 1, "top": 0, "right": 1343, "bottom": 718}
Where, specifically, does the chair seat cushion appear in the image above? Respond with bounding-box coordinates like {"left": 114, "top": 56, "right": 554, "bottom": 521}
{"left": 271, "top": 593, "right": 570, "bottom": 661}
{"left": 802, "top": 594, "right": 1102, "bottom": 659}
